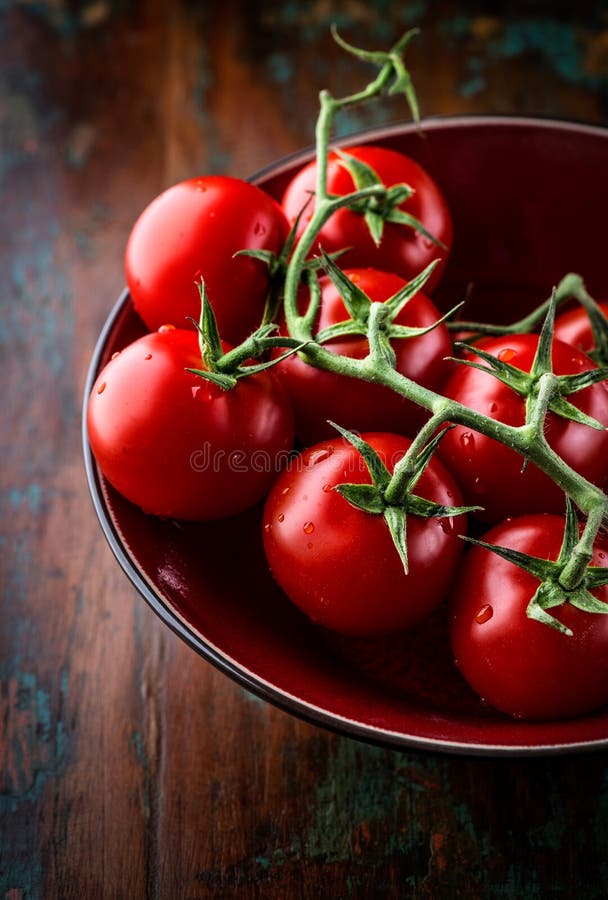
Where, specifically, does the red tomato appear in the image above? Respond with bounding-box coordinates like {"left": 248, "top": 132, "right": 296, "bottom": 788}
{"left": 275, "top": 268, "right": 452, "bottom": 444}
{"left": 438, "top": 334, "right": 608, "bottom": 522}
{"left": 281, "top": 146, "right": 452, "bottom": 293}
{"left": 554, "top": 300, "right": 608, "bottom": 354}
{"left": 262, "top": 433, "right": 467, "bottom": 637}
{"left": 125, "top": 176, "right": 289, "bottom": 344}
{"left": 87, "top": 327, "right": 294, "bottom": 521}
{"left": 450, "top": 514, "right": 608, "bottom": 720}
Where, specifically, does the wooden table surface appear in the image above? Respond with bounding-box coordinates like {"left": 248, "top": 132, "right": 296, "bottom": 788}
{"left": 3, "top": 3, "right": 608, "bottom": 897}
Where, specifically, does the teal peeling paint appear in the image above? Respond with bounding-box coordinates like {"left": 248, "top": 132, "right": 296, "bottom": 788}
{"left": 266, "top": 51, "right": 294, "bottom": 85}
{"left": 0, "top": 856, "right": 43, "bottom": 900}
{"left": 440, "top": 15, "right": 607, "bottom": 97}
{"left": 0, "top": 668, "right": 68, "bottom": 814}
{"left": 1, "top": 213, "right": 76, "bottom": 424}
{"left": 305, "top": 739, "right": 449, "bottom": 870}
{"left": 7, "top": 484, "right": 43, "bottom": 514}
{"left": 460, "top": 74, "right": 486, "bottom": 97}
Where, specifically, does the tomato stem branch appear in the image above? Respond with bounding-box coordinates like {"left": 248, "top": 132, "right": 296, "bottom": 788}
{"left": 281, "top": 32, "right": 608, "bottom": 595}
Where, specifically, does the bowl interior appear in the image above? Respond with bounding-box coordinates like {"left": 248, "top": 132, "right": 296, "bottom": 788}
{"left": 85, "top": 117, "right": 608, "bottom": 755}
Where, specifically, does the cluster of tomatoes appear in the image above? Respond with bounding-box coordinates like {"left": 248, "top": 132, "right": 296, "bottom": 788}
{"left": 87, "top": 143, "right": 608, "bottom": 722}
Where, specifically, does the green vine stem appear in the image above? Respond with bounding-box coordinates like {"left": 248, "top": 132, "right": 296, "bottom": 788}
{"left": 281, "top": 30, "right": 608, "bottom": 593}
{"left": 447, "top": 271, "right": 588, "bottom": 338}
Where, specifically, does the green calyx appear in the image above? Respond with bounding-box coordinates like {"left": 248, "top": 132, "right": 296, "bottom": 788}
{"left": 186, "top": 281, "right": 307, "bottom": 390}
{"left": 313, "top": 252, "right": 460, "bottom": 353}
{"left": 333, "top": 149, "right": 446, "bottom": 250}
{"left": 452, "top": 292, "right": 608, "bottom": 432}
{"left": 330, "top": 423, "right": 479, "bottom": 573}
{"left": 461, "top": 499, "right": 608, "bottom": 636}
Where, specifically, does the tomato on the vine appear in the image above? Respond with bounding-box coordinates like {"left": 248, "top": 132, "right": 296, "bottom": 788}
{"left": 438, "top": 334, "right": 608, "bottom": 522}
{"left": 263, "top": 432, "right": 467, "bottom": 637}
{"left": 281, "top": 145, "right": 452, "bottom": 292}
{"left": 87, "top": 327, "right": 294, "bottom": 521}
{"left": 275, "top": 268, "right": 452, "bottom": 444}
{"left": 125, "top": 176, "right": 289, "bottom": 344}
{"left": 450, "top": 514, "right": 608, "bottom": 720}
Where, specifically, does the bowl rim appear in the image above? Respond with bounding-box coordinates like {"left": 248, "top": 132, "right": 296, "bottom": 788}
{"left": 249, "top": 111, "right": 608, "bottom": 186}
{"left": 83, "top": 113, "right": 608, "bottom": 758}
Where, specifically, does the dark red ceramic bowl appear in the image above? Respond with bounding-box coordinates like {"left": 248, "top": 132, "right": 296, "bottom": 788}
{"left": 83, "top": 117, "right": 608, "bottom": 756}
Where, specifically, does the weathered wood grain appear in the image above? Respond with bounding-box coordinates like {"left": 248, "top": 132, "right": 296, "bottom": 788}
{"left": 2, "top": 2, "right": 608, "bottom": 897}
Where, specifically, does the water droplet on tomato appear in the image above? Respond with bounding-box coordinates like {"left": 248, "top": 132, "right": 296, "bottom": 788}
{"left": 475, "top": 604, "right": 493, "bottom": 624}
{"left": 303, "top": 521, "right": 314, "bottom": 534}
{"left": 264, "top": 523, "right": 272, "bottom": 534}
{"left": 498, "top": 347, "right": 516, "bottom": 362}
{"left": 158, "top": 324, "right": 175, "bottom": 333}
{"left": 489, "top": 402, "right": 498, "bottom": 413}
{"left": 306, "top": 447, "right": 334, "bottom": 467}
{"left": 439, "top": 516, "right": 455, "bottom": 534}
{"left": 97, "top": 381, "right": 106, "bottom": 394}
{"left": 191, "top": 386, "right": 201, "bottom": 399}
{"left": 422, "top": 237, "right": 435, "bottom": 250}
{"left": 277, "top": 513, "right": 285, "bottom": 523}
{"left": 144, "top": 353, "right": 152, "bottom": 360}
{"left": 253, "top": 221, "right": 266, "bottom": 236}
{"left": 599, "top": 551, "right": 606, "bottom": 561}
{"left": 307, "top": 542, "right": 313, "bottom": 550}
{"left": 460, "top": 432, "right": 475, "bottom": 450}
{"left": 322, "top": 483, "right": 333, "bottom": 493}
{"left": 281, "top": 486, "right": 290, "bottom": 496}
{"left": 111, "top": 351, "right": 120, "bottom": 360}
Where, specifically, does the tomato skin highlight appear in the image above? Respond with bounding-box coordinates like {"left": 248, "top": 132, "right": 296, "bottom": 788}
{"left": 87, "top": 328, "right": 295, "bottom": 521}
{"left": 125, "top": 176, "right": 289, "bottom": 344}
{"left": 274, "top": 268, "right": 452, "bottom": 445}
{"left": 281, "top": 146, "right": 452, "bottom": 293}
{"left": 553, "top": 300, "right": 608, "bottom": 354}
{"left": 262, "top": 433, "right": 467, "bottom": 637}
{"left": 449, "top": 514, "right": 608, "bottom": 720}
{"left": 438, "top": 334, "right": 608, "bottom": 522}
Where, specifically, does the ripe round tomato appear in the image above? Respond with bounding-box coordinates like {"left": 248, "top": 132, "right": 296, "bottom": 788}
{"left": 125, "top": 176, "right": 289, "bottom": 344}
{"left": 87, "top": 327, "right": 294, "bottom": 521}
{"left": 438, "top": 334, "right": 608, "bottom": 522}
{"left": 281, "top": 145, "right": 452, "bottom": 293}
{"left": 450, "top": 514, "right": 608, "bottom": 720}
{"left": 554, "top": 300, "right": 608, "bottom": 354}
{"left": 262, "top": 432, "right": 467, "bottom": 637}
{"left": 275, "top": 268, "right": 452, "bottom": 445}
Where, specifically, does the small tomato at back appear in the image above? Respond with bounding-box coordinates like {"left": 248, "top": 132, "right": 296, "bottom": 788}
{"left": 554, "top": 300, "right": 608, "bottom": 355}
{"left": 281, "top": 145, "right": 453, "bottom": 293}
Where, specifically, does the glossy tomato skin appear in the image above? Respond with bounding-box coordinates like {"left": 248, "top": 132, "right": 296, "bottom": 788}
{"left": 87, "top": 327, "right": 294, "bottom": 521}
{"left": 438, "top": 334, "right": 608, "bottom": 522}
{"left": 125, "top": 176, "right": 289, "bottom": 344}
{"left": 450, "top": 514, "right": 608, "bottom": 720}
{"left": 553, "top": 301, "right": 608, "bottom": 354}
{"left": 275, "top": 268, "right": 452, "bottom": 445}
{"left": 263, "top": 433, "right": 467, "bottom": 637}
{"left": 281, "top": 146, "right": 453, "bottom": 293}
